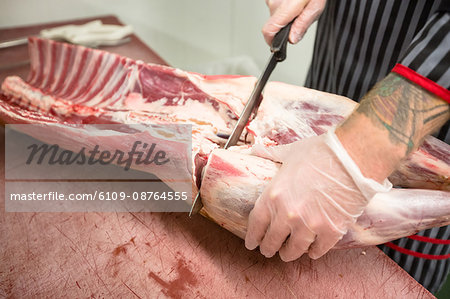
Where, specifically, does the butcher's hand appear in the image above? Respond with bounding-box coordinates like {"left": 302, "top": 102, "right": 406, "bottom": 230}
{"left": 245, "top": 130, "right": 392, "bottom": 261}
{"left": 263, "top": 0, "right": 326, "bottom": 45}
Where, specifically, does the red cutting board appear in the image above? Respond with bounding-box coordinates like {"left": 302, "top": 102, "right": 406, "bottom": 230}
{"left": 0, "top": 16, "right": 433, "bottom": 298}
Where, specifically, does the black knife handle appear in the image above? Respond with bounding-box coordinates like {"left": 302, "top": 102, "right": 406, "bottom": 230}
{"left": 270, "top": 19, "right": 295, "bottom": 62}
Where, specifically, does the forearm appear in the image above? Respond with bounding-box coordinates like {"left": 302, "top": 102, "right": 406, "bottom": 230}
{"left": 336, "top": 73, "right": 450, "bottom": 183}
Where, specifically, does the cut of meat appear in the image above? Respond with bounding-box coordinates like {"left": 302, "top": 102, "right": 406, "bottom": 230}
{"left": 388, "top": 136, "right": 450, "bottom": 190}
{"left": 337, "top": 188, "right": 450, "bottom": 248}
{"left": 0, "top": 93, "right": 215, "bottom": 193}
{"left": 22, "top": 37, "right": 258, "bottom": 134}
{"left": 247, "top": 82, "right": 356, "bottom": 144}
{"left": 1, "top": 38, "right": 259, "bottom": 187}
{"left": 2, "top": 38, "right": 448, "bottom": 192}
{"left": 199, "top": 149, "right": 450, "bottom": 248}
{"left": 0, "top": 38, "right": 449, "bottom": 248}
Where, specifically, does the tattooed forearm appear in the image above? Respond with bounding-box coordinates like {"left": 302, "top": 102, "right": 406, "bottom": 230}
{"left": 336, "top": 73, "right": 449, "bottom": 181}
{"left": 356, "top": 73, "right": 450, "bottom": 154}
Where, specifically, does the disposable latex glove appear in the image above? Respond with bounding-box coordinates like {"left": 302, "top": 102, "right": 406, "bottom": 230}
{"left": 263, "top": 0, "right": 326, "bottom": 45}
{"left": 245, "top": 130, "right": 392, "bottom": 261}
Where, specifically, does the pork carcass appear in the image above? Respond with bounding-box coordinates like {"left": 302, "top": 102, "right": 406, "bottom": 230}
{"left": 0, "top": 37, "right": 448, "bottom": 248}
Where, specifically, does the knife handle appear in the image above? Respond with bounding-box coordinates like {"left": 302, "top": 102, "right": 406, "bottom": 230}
{"left": 270, "top": 19, "right": 295, "bottom": 62}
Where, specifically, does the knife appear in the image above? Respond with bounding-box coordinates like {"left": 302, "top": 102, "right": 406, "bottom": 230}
{"left": 189, "top": 20, "right": 294, "bottom": 217}
{"left": 0, "top": 20, "right": 133, "bottom": 49}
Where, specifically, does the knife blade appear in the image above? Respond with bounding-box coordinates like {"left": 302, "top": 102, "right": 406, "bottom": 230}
{"left": 189, "top": 20, "right": 294, "bottom": 217}
{"left": 0, "top": 37, "right": 28, "bottom": 49}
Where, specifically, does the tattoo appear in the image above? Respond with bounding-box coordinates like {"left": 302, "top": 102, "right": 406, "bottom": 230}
{"left": 357, "top": 73, "right": 450, "bottom": 154}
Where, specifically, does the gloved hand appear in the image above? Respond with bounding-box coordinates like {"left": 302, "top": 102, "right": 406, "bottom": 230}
{"left": 263, "top": 0, "right": 327, "bottom": 45}
{"left": 245, "top": 130, "right": 392, "bottom": 261}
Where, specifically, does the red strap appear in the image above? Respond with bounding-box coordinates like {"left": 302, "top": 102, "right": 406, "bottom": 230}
{"left": 392, "top": 64, "right": 450, "bottom": 103}
{"left": 384, "top": 242, "right": 450, "bottom": 260}
{"left": 407, "top": 234, "right": 450, "bottom": 245}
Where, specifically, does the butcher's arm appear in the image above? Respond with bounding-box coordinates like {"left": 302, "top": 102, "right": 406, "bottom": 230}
{"left": 336, "top": 73, "right": 450, "bottom": 183}
{"left": 337, "top": 9, "right": 450, "bottom": 182}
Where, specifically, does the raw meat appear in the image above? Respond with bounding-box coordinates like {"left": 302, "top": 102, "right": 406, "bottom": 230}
{"left": 0, "top": 38, "right": 449, "bottom": 248}
{"left": 1, "top": 37, "right": 260, "bottom": 189}
{"left": 23, "top": 37, "right": 257, "bottom": 132}
{"left": 1, "top": 38, "right": 448, "bottom": 191}
{"left": 199, "top": 149, "right": 450, "bottom": 247}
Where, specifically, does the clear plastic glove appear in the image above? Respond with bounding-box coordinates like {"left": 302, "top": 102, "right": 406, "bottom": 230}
{"left": 245, "top": 130, "right": 392, "bottom": 261}
{"left": 263, "top": 0, "right": 327, "bottom": 45}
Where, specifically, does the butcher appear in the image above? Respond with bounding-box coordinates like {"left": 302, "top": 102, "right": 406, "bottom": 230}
{"left": 245, "top": 0, "right": 450, "bottom": 294}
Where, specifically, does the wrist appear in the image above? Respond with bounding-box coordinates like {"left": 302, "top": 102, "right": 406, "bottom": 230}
{"left": 325, "top": 129, "right": 392, "bottom": 200}
{"left": 334, "top": 116, "right": 403, "bottom": 183}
